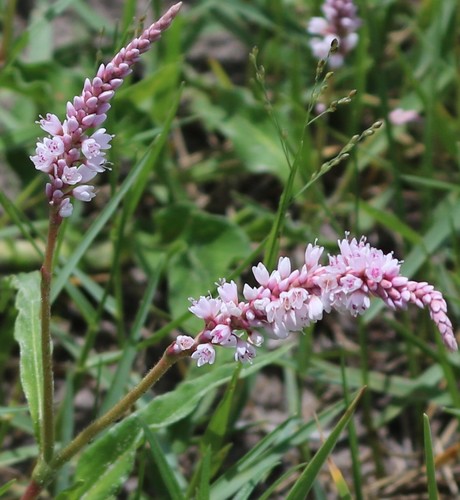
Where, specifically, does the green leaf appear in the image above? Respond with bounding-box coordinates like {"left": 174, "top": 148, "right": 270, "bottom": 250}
{"left": 11, "top": 272, "right": 43, "bottom": 442}
{"left": 286, "top": 387, "right": 366, "bottom": 499}
{"left": 209, "top": 398, "right": 347, "bottom": 499}
{"left": 195, "top": 446, "right": 212, "bottom": 500}
{"left": 69, "top": 417, "right": 140, "bottom": 499}
{"left": 98, "top": 257, "right": 166, "bottom": 415}
{"left": 0, "top": 444, "right": 38, "bottom": 467}
{"left": 140, "top": 345, "right": 292, "bottom": 430}
{"left": 74, "top": 345, "right": 293, "bottom": 496}
{"left": 138, "top": 419, "right": 185, "bottom": 500}
{"left": 0, "top": 479, "right": 16, "bottom": 496}
{"left": 201, "top": 365, "right": 242, "bottom": 453}
{"left": 365, "top": 194, "right": 460, "bottom": 323}
{"left": 423, "top": 414, "right": 439, "bottom": 500}
{"left": 189, "top": 87, "right": 289, "bottom": 181}
{"left": 360, "top": 201, "right": 422, "bottom": 245}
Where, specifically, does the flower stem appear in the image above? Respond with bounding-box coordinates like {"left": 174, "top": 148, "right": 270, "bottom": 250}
{"left": 25, "top": 346, "right": 186, "bottom": 497}
{"left": 40, "top": 207, "right": 62, "bottom": 463}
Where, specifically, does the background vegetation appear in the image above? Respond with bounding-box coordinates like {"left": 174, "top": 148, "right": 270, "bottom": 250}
{"left": 1, "top": 0, "right": 459, "bottom": 497}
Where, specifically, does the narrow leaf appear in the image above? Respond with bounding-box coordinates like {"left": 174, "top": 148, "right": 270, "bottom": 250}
{"left": 11, "top": 272, "right": 43, "bottom": 442}
{"left": 138, "top": 419, "right": 185, "bottom": 500}
{"left": 69, "top": 418, "right": 140, "bottom": 499}
{"left": 423, "top": 413, "right": 439, "bottom": 500}
{"left": 0, "top": 479, "right": 16, "bottom": 496}
{"left": 286, "top": 387, "right": 366, "bottom": 499}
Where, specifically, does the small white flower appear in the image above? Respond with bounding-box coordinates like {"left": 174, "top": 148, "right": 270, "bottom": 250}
{"left": 82, "top": 128, "right": 113, "bottom": 159}
{"left": 38, "top": 113, "right": 63, "bottom": 135}
{"left": 58, "top": 198, "right": 73, "bottom": 218}
{"left": 175, "top": 335, "right": 195, "bottom": 351}
{"left": 73, "top": 185, "right": 96, "bottom": 202}
{"left": 191, "top": 343, "right": 216, "bottom": 367}
{"left": 61, "top": 166, "right": 82, "bottom": 185}
{"left": 189, "top": 296, "right": 222, "bottom": 320}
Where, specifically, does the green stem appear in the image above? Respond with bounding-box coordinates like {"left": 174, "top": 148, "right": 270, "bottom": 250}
{"left": 40, "top": 207, "right": 62, "bottom": 463}
{"left": 29, "top": 347, "right": 185, "bottom": 494}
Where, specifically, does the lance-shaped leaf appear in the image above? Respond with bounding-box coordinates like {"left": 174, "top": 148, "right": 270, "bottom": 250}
{"left": 12, "top": 272, "right": 43, "bottom": 442}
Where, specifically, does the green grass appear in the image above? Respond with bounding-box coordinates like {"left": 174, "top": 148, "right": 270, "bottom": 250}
{"left": 1, "top": 0, "right": 460, "bottom": 497}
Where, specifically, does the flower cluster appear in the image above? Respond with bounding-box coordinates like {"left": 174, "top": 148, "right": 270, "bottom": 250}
{"left": 174, "top": 236, "right": 457, "bottom": 367}
{"left": 388, "top": 108, "right": 420, "bottom": 126}
{"left": 30, "top": 3, "right": 182, "bottom": 218}
{"left": 308, "top": 0, "right": 361, "bottom": 68}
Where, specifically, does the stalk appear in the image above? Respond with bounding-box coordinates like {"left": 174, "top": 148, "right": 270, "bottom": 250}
{"left": 22, "top": 346, "right": 186, "bottom": 499}
{"left": 39, "top": 207, "right": 62, "bottom": 463}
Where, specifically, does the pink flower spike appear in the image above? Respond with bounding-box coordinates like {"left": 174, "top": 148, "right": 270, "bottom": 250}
{"left": 32, "top": 3, "right": 183, "bottom": 216}
{"left": 191, "top": 343, "right": 216, "bottom": 367}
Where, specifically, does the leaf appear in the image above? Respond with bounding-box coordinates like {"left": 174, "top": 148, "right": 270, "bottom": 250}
{"left": 423, "top": 414, "right": 439, "bottom": 500}
{"left": 189, "top": 87, "right": 289, "bottom": 181}
{"left": 69, "top": 418, "right": 140, "bottom": 500}
{"left": 201, "top": 365, "right": 242, "bottom": 453}
{"left": 11, "top": 272, "right": 43, "bottom": 442}
{"left": 286, "top": 387, "right": 366, "bottom": 499}
{"left": 138, "top": 419, "right": 185, "bottom": 500}
{"left": 209, "top": 398, "right": 348, "bottom": 499}
{"left": 98, "top": 257, "right": 166, "bottom": 415}
{"left": 195, "top": 446, "right": 212, "bottom": 500}
{"left": 0, "top": 479, "right": 16, "bottom": 496}
{"left": 0, "top": 444, "right": 38, "bottom": 467}
{"left": 73, "top": 346, "right": 293, "bottom": 496}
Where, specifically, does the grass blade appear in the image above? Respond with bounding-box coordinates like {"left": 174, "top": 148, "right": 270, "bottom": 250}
{"left": 286, "top": 387, "right": 366, "bottom": 500}
{"left": 423, "top": 413, "right": 439, "bottom": 500}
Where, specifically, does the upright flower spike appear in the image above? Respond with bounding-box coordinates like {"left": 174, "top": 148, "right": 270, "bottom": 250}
{"left": 179, "top": 236, "right": 457, "bottom": 367}
{"left": 308, "top": 0, "right": 361, "bottom": 68}
{"left": 31, "top": 2, "right": 182, "bottom": 218}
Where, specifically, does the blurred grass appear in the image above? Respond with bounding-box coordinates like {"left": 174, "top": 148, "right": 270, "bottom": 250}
{"left": 1, "top": 0, "right": 460, "bottom": 497}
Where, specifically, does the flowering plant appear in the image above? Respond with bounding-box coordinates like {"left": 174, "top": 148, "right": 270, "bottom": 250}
{"left": 1, "top": 0, "right": 458, "bottom": 498}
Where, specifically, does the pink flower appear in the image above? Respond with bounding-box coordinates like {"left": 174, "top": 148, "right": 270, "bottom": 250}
{"left": 174, "top": 335, "right": 195, "bottom": 351}
{"left": 389, "top": 108, "right": 420, "bottom": 126}
{"left": 38, "top": 113, "right": 63, "bottom": 135}
{"left": 234, "top": 340, "right": 256, "bottom": 363}
{"left": 308, "top": 0, "right": 361, "bottom": 68}
{"left": 191, "top": 344, "right": 216, "bottom": 367}
{"left": 189, "top": 296, "right": 222, "bottom": 320}
{"left": 82, "top": 129, "right": 112, "bottom": 159}
{"left": 73, "top": 185, "right": 96, "bottom": 202}
{"left": 61, "top": 166, "right": 82, "bottom": 185}
{"left": 58, "top": 198, "right": 73, "bottom": 218}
